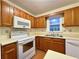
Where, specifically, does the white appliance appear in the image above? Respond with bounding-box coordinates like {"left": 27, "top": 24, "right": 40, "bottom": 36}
{"left": 66, "top": 39, "right": 79, "bottom": 59}
{"left": 13, "top": 16, "right": 31, "bottom": 28}
{"left": 11, "top": 34, "right": 35, "bottom": 59}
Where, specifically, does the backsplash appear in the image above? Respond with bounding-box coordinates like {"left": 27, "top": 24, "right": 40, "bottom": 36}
{"left": 0, "top": 27, "right": 79, "bottom": 38}
{"left": 27, "top": 27, "right": 79, "bottom": 38}
{"left": 0, "top": 27, "right": 11, "bottom": 39}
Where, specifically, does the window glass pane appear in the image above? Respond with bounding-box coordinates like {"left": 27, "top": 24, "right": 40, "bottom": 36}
{"left": 49, "top": 17, "right": 60, "bottom": 25}
{"left": 48, "top": 17, "right": 61, "bottom": 32}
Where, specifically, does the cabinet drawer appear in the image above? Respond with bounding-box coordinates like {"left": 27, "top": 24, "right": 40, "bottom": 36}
{"left": 2, "top": 43, "right": 16, "bottom": 49}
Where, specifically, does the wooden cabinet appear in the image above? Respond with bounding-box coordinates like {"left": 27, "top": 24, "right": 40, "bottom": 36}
{"left": 14, "top": 7, "right": 35, "bottom": 28}
{"left": 50, "top": 38, "right": 65, "bottom": 54}
{"left": 35, "top": 36, "right": 48, "bottom": 51}
{"left": 64, "top": 8, "right": 74, "bottom": 26}
{"left": 35, "top": 36, "right": 40, "bottom": 49}
{"left": 35, "top": 36, "right": 65, "bottom": 54}
{"left": 64, "top": 7, "right": 79, "bottom": 26}
{"left": 2, "top": 1, "right": 13, "bottom": 26}
{"left": 2, "top": 42, "right": 17, "bottom": 59}
{"left": 29, "top": 16, "right": 35, "bottom": 28}
{"left": 14, "top": 7, "right": 20, "bottom": 17}
{"left": 14, "top": 7, "right": 26, "bottom": 19}
{"left": 35, "top": 16, "right": 46, "bottom": 28}
{"left": 73, "top": 7, "right": 79, "bottom": 26}
{"left": 0, "top": 0, "right": 1, "bottom": 26}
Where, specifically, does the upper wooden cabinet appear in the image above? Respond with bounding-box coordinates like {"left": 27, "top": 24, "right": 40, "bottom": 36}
{"left": 35, "top": 16, "right": 46, "bottom": 28}
{"left": 14, "top": 7, "right": 20, "bottom": 17}
{"left": 29, "top": 16, "right": 35, "bottom": 28}
{"left": 14, "top": 7, "right": 26, "bottom": 19}
{"left": 64, "top": 7, "right": 79, "bottom": 26}
{"left": 2, "top": 42, "right": 17, "bottom": 59}
{"left": 14, "top": 7, "right": 35, "bottom": 28}
{"left": 0, "top": 0, "right": 1, "bottom": 26}
{"left": 73, "top": 7, "right": 79, "bottom": 26}
{"left": 2, "top": 1, "right": 13, "bottom": 26}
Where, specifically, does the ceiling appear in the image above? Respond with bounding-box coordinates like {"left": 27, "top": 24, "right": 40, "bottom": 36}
{"left": 9, "top": 0, "right": 79, "bottom": 15}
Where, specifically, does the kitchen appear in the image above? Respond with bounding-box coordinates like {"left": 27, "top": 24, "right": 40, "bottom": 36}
{"left": 0, "top": 0, "right": 79, "bottom": 59}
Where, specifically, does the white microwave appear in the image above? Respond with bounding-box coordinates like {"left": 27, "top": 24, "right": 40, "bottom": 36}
{"left": 13, "top": 16, "right": 31, "bottom": 28}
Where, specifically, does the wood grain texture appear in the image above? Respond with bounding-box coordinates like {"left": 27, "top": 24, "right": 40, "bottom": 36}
{"left": 64, "top": 6, "right": 79, "bottom": 27}
{"left": 2, "top": 43, "right": 17, "bottom": 59}
{"left": 35, "top": 16, "right": 46, "bottom": 28}
{"left": 35, "top": 36, "right": 65, "bottom": 54}
{"left": 2, "top": 1, "right": 13, "bottom": 26}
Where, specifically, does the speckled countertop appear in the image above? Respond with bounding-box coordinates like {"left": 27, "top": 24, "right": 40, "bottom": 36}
{"left": 0, "top": 38, "right": 17, "bottom": 46}
{"left": 38, "top": 35, "right": 79, "bottom": 41}
{"left": 0, "top": 35, "right": 17, "bottom": 46}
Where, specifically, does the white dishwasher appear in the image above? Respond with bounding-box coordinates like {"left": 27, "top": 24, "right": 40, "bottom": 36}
{"left": 66, "top": 39, "right": 79, "bottom": 59}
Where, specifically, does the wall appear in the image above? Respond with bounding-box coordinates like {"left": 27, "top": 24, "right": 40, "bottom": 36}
{"left": 27, "top": 27, "right": 79, "bottom": 38}
{"left": 0, "top": 27, "right": 10, "bottom": 39}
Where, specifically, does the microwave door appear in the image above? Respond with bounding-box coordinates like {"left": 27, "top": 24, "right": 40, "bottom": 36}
{"left": 13, "top": 16, "right": 31, "bottom": 28}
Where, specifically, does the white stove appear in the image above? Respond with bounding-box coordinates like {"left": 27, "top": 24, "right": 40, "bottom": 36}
{"left": 11, "top": 34, "right": 35, "bottom": 59}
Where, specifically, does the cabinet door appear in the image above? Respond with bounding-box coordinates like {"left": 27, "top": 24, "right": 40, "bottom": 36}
{"left": 30, "top": 16, "right": 35, "bottom": 28}
{"left": 40, "top": 38, "right": 47, "bottom": 51}
{"left": 35, "top": 16, "right": 46, "bottom": 28}
{"left": 35, "top": 36, "right": 40, "bottom": 49}
{"left": 14, "top": 7, "right": 20, "bottom": 17}
{"left": 0, "top": 0, "right": 1, "bottom": 26}
{"left": 2, "top": 1, "right": 13, "bottom": 26}
{"left": 49, "top": 38, "right": 65, "bottom": 53}
{"left": 52, "top": 42, "right": 65, "bottom": 54}
{"left": 2, "top": 43, "right": 17, "bottom": 59}
{"left": 64, "top": 9, "right": 74, "bottom": 26}
{"left": 74, "top": 7, "right": 79, "bottom": 26}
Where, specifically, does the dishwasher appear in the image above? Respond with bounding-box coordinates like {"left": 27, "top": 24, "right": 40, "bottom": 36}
{"left": 66, "top": 39, "right": 79, "bottom": 59}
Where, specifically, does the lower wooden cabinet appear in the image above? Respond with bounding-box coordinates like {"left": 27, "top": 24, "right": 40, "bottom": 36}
{"left": 2, "top": 42, "right": 17, "bottom": 59}
{"left": 35, "top": 36, "right": 65, "bottom": 54}
{"left": 35, "top": 36, "right": 40, "bottom": 49}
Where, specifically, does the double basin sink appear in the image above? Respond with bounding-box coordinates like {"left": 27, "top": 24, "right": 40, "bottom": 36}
{"left": 45, "top": 34, "right": 63, "bottom": 38}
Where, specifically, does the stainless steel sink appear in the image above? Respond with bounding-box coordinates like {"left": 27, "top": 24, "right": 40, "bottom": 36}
{"left": 45, "top": 34, "right": 63, "bottom": 38}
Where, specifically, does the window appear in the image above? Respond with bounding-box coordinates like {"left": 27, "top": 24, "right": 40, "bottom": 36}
{"left": 47, "top": 17, "right": 62, "bottom": 32}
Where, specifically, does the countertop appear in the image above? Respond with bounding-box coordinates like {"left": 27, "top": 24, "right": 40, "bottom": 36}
{"left": 0, "top": 36, "right": 35, "bottom": 46}
{"left": 0, "top": 38, "right": 17, "bottom": 46}
{"left": 44, "top": 50, "right": 77, "bottom": 59}
{"left": 38, "top": 35, "right": 79, "bottom": 41}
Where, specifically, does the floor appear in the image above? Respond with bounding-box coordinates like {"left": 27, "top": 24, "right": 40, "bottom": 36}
{"left": 32, "top": 50, "right": 46, "bottom": 59}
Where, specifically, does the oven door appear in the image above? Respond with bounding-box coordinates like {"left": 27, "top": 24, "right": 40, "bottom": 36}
{"left": 18, "top": 38, "right": 35, "bottom": 59}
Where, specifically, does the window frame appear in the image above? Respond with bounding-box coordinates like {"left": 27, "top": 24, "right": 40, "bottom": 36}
{"left": 47, "top": 17, "right": 63, "bottom": 32}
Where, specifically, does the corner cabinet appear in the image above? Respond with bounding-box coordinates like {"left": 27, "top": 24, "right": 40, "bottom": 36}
{"left": 64, "top": 7, "right": 79, "bottom": 26}
{"left": 2, "top": 1, "right": 13, "bottom": 26}
{"left": 2, "top": 42, "right": 17, "bottom": 59}
{"left": 35, "top": 16, "right": 46, "bottom": 28}
{"left": 35, "top": 36, "right": 65, "bottom": 54}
